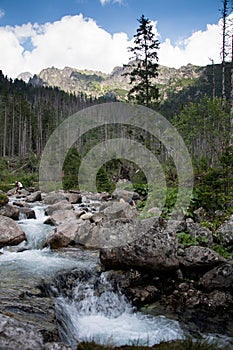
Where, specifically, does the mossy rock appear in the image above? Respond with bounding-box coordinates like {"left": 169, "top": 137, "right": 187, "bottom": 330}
{"left": 0, "top": 192, "right": 9, "bottom": 207}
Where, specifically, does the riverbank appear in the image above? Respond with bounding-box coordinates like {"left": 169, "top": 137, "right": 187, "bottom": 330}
{"left": 0, "top": 188, "right": 232, "bottom": 349}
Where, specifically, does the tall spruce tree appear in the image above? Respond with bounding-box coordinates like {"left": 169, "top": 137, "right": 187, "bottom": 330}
{"left": 124, "top": 14, "right": 160, "bottom": 107}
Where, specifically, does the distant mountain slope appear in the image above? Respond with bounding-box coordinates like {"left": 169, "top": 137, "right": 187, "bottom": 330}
{"left": 18, "top": 62, "right": 231, "bottom": 118}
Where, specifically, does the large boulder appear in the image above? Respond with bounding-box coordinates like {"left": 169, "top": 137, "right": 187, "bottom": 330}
{"left": 179, "top": 246, "right": 225, "bottom": 268}
{"left": 0, "top": 215, "right": 26, "bottom": 248}
{"left": 45, "top": 210, "right": 77, "bottom": 226}
{"left": 43, "top": 192, "right": 68, "bottom": 205}
{"left": 48, "top": 219, "right": 82, "bottom": 249}
{"left": 45, "top": 201, "right": 73, "bottom": 216}
{"left": 26, "top": 191, "right": 42, "bottom": 203}
{"left": 103, "top": 201, "right": 138, "bottom": 221}
{"left": 0, "top": 204, "right": 19, "bottom": 220}
{"left": 199, "top": 262, "right": 233, "bottom": 291}
{"left": 100, "top": 217, "right": 179, "bottom": 272}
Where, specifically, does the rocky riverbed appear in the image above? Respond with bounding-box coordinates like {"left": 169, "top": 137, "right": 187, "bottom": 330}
{"left": 0, "top": 188, "right": 233, "bottom": 349}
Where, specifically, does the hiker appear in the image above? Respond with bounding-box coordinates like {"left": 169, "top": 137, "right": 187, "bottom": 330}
{"left": 15, "top": 181, "right": 23, "bottom": 194}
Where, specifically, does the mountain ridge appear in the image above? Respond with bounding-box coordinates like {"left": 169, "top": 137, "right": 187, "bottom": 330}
{"left": 18, "top": 63, "right": 205, "bottom": 100}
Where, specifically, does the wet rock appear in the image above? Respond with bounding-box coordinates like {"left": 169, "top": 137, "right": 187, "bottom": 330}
{"left": 26, "top": 191, "right": 42, "bottom": 203}
{"left": 19, "top": 207, "right": 36, "bottom": 219}
{"left": 0, "top": 215, "right": 26, "bottom": 248}
{"left": 0, "top": 204, "right": 19, "bottom": 220}
{"left": 199, "top": 262, "right": 233, "bottom": 291}
{"left": 13, "top": 201, "right": 28, "bottom": 207}
{"left": 0, "top": 313, "right": 44, "bottom": 350}
{"left": 127, "top": 285, "right": 160, "bottom": 305}
{"left": 186, "top": 221, "right": 213, "bottom": 246}
{"left": 100, "top": 217, "right": 179, "bottom": 272}
{"left": 43, "top": 192, "right": 68, "bottom": 205}
{"left": 45, "top": 201, "right": 73, "bottom": 216}
{"left": 179, "top": 246, "right": 225, "bottom": 268}
{"left": 48, "top": 219, "right": 82, "bottom": 248}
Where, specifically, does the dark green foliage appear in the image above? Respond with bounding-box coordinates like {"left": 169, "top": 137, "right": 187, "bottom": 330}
{"left": 211, "top": 243, "right": 233, "bottom": 259}
{"left": 62, "top": 147, "right": 81, "bottom": 190}
{"left": 172, "top": 96, "right": 230, "bottom": 164}
{"left": 123, "top": 15, "right": 160, "bottom": 107}
{"left": 160, "top": 63, "right": 231, "bottom": 119}
{"left": 0, "top": 192, "right": 8, "bottom": 207}
{"left": 96, "top": 166, "right": 115, "bottom": 193}
{"left": 177, "top": 232, "right": 209, "bottom": 247}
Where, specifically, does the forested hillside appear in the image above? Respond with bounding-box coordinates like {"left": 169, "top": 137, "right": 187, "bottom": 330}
{"left": 0, "top": 70, "right": 115, "bottom": 158}
{"left": 24, "top": 62, "right": 232, "bottom": 119}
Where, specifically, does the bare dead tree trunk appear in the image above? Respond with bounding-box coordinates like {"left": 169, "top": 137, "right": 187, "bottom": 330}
{"left": 230, "top": 33, "right": 233, "bottom": 145}
{"left": 209, "top": 58, "right": 216, "bottom": 99}
{"left": 3, "top": 106, "right": 7, "bottom": 157}
{"left": 221, "top": 0, "right": 228, "bottom": 103}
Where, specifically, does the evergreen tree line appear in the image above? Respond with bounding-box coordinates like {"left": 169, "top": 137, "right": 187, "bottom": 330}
{"left": 0, "top": 70, "right": 115, "bottom": 158}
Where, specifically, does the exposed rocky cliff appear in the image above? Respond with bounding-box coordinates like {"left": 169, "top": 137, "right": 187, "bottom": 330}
{"left": 19, "top": 63, "right": 205, "bottom": 100}
{"left": 18, "top": 62, "right": 231, "bottom": 118}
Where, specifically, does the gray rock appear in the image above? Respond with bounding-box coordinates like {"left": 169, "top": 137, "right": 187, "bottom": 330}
{"left": 26, "top": 191, "right": 42, "bottom": 203}
{"left": 111, "top": 188, "right": 140, "bottom": 202}
{"left": 48, "top": 219, "right": 82, "bottom": 248}
{"left": 0, "top": 204, "right": 19, "bottom": 220}
{"left": 216, "top": 219, "right": 233, "bottom": 245}
{"left": 186, "top": 221, "right": 213, "bottom": 246}
{"left": 0, "top": 314, "right": 44, "bottom": 350}
{"left": 179, "top": 246, "right": 225, "bottom": 268}
{"left": 65, "top": 193, "right": 82, "bottom": 204}
{"left": 103, "top": 201, "right": 137, "bottom": 221}
{"left": 0, "top": 215, "right": 26, "bottom": 248}
{"left": 45, "top": 201, "right": 73, "bottom": 216}
{"left": 100, "top": 217, "right": 179, "bottom": 272}
{"left": 45, "top": 210, "right": 77, "bottom": 226}
{"left": 199, "top": 263, "right": 233, "bottom": 291}
{"left": 43, "top": 192, "right": 67, "bottom": 205}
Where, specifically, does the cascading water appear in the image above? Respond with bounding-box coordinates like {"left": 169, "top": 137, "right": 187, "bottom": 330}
{"left": 55, "top": 273, "right": 184, "bottom": 348}
{"left": 6, "top": 197, "right": 231, "bottom": 348}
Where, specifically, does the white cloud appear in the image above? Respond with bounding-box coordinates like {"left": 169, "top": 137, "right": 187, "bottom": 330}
{"left": 0, "top": 9, "right": 5, "bottom": 19}
{"left": 0, "top": 13, "right": 228, "bottom": 79}
{"left": 159, "top": 21, "right": 222, "bottom": 68}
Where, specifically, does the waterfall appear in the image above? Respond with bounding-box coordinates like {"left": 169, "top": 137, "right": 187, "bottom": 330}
{"left": 55, "top": 272, "right": 184, "bottom": 348}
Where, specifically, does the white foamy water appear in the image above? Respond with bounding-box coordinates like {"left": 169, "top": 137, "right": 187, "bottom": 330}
{"left": 55, "top": 274, "right": 184, "bottom": 348}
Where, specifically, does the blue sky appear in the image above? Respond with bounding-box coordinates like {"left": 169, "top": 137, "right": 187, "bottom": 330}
{"left": 0, "top": 0, "right": 231, "bottom": 78}
{"left": 0, "top": 0, "right": 222, "bottom": 42}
